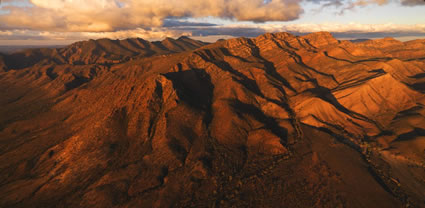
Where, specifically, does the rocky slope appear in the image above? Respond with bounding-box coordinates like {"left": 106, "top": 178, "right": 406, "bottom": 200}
{"left": 0, "top": 33, "right": 424, "bottom": 207}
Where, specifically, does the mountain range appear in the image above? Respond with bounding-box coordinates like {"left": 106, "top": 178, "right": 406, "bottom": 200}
{"left": 0, "top": 32, "right": 424, "bottom": 207}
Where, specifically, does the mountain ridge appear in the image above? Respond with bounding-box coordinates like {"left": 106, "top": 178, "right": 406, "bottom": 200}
{"left": 0, "top": 32, "right": 425, "bottom": 207}
{"left": 1, "top": 37, "right": 208, "bottom": 69}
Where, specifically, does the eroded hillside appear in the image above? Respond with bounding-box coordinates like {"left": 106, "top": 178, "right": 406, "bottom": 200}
{"left": 0, "top": 33, "right": 424, "bottom": 207}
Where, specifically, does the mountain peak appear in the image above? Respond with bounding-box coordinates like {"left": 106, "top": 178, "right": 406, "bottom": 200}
{"left": 256, "top": 32, "right": 294, "bottom": 41}
{"left": 164, "top": 37, "right": 175, "bottom": 40}
{"left": 301, "top": 31, "right": 339, "bottom": 48}
{"left": 177, "top": 36, "right": 191, "bottom": 40}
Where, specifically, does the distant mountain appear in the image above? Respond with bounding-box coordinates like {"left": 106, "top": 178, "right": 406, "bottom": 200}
{"left": 2, "top": 36, "right": 207, "bottom": 69}
{"left": 1, "top": 32, "right": 425, "bottom": 207}
{"left": 0, "top": 45, "right": 65, "bottom": 54}
{"left": 349, "top": 38, "right": 370, "bottom": 43}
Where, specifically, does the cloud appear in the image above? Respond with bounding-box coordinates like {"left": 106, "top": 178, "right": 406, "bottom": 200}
{"left": 277, "top": 23, "right": 425, "bottom": 33}
{"left": 2, "top": 22, "right": 423, "bottom": 43}
{"left": 179, "top": 26, "right": 268, "bottom": 37}
{"left": 1, "top": 0, "right": 424, "bottom": 43}
{"left": 184, "top": 23, "right": 425, "bottom": 39}
{"left": 0, "top": 0, "right": 303, "bottom": 32}
{"left": 307, "top": 0, "right": 424, "bottom": 14}
{"left": 236, "top": 22, "right": 424, "bottom": 38}
{"left": 162, "top": 20, "right": 218, "bottom": 28}
{"left": 0, "top": 28, "right": 191, "bottom": 41}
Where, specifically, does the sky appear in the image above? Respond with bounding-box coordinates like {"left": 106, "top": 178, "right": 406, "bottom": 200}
{"left": 0, "top": 0, "right": 424, "bottom": 45}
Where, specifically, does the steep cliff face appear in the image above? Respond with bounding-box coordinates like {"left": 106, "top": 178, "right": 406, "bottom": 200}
{"left": 0, "top": 33, "right": 425, "bottom": 207}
